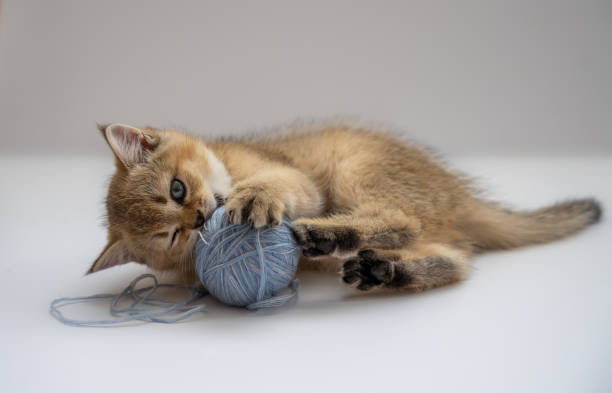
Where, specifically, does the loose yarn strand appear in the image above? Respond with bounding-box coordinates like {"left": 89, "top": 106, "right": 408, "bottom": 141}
{"left": 50, "top": 274, "right": 207, "bottom": 327}
{"left": 254, "top": 228, "right": 267, "bottom": 303}
{"left": 246, "top": 279, "right": 299, "bottom": 310}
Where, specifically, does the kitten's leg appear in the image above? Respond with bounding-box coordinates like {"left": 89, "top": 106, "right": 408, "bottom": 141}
{"left": 341, "top": 244, "right": 470, "bottom": 291}
{"left": 292, "top": 206, "right": 421, "bottom": 257}
{"left": 225, "top": 166, "right": 323, "bottom": 227}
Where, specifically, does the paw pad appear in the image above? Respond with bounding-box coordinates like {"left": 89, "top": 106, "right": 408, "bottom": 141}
{"left": 341, "top": 250, "right": 394, "bottom": 291}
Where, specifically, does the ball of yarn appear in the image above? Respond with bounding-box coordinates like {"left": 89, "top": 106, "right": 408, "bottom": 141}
{"left": 195, "top": 206, "right": 301, "bottom": 309}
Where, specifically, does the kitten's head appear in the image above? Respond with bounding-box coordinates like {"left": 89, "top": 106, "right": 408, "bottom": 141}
{"left": 88, "top": 124, "right": 231, "bottom": 279}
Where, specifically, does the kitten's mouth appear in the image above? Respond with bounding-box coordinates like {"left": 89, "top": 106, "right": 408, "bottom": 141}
{"left": 214, "top": 193, "right": 225, "bottom": 207}
{"left": 196, "top": 208, "right": 216, "bottom": 230}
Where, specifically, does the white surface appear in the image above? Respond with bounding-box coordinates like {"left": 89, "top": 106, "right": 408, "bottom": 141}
{"left": 1, "top": 0, "right": 611, "bottom": 156}
{"left": 0, "top": 155, "right": 610, "bottom": 393}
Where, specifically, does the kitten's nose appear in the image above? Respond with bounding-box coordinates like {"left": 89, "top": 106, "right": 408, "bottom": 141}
{"left": 193, "top": 210, "right": 205, "bottom": 229}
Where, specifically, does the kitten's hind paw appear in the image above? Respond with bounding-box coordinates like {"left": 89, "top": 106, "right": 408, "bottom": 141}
{"left": 341, "top": 249, "right": 408, "bottom": 291}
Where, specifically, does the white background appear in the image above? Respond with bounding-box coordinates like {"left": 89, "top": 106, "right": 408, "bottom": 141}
{"left": 0, "top": 1, "right": 610, "bottom": 393}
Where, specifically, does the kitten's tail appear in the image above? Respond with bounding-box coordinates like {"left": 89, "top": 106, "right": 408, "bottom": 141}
{"left": 463, "top": 198, "right": 602, "bottom": 251}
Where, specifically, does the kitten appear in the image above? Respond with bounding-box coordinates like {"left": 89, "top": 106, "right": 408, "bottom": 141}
{"left": 89, "top": 122, "right": 602, "bottom": 291}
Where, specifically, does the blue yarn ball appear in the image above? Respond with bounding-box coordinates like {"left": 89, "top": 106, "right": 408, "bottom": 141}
{"left": 194, "top": 206, "right": 301, "bottom": 309}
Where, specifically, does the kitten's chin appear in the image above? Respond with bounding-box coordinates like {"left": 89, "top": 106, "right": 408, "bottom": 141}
{"left": 152, "top": 268, "right": 197, "bottom": 285}
{"left": 173, "top": 231, "right": 199, "bottom": 271}
{"left": 173, "top": 250, "right": 198, "bottom": 284}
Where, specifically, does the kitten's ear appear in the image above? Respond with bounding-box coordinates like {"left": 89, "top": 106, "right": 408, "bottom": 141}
{"left": 87, "top": 239, "right": 139, "bottom": 274}
{"left": 98, "top": 124, "right": 159, "bottom": 168}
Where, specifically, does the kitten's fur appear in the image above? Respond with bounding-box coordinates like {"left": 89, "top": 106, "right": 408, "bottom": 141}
{"left": 90, "top": 122, "right": 602, "bottom": 292}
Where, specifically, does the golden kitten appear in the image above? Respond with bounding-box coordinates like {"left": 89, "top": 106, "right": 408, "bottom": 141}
{"left": 89, "top": 122, "right": 602, "bottom": 292}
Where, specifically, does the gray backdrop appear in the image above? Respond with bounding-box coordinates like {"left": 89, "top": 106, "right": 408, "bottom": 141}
{"left": 1, "top": 0, "right": 610, "bottom": 156}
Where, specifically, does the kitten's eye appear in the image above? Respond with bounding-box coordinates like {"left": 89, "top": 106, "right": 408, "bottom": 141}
{"left": 170, "top": 179, "right": 186, "bottom": 204}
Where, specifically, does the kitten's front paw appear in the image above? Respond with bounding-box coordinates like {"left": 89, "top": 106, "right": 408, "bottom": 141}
{"left": 292, "top": 219, "right": 360, "bottom": 257}
{"left": 225, "top": 182, "right": 285, "bottom": 227}
{"left": 341, "top": 250, "right": 399, "bottom": 291}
